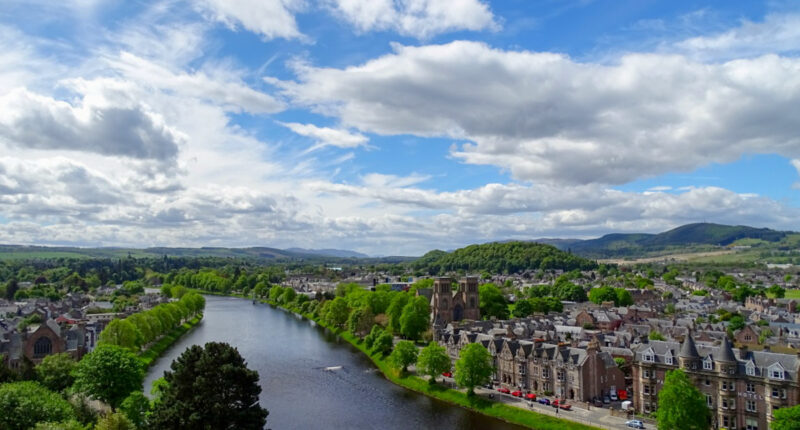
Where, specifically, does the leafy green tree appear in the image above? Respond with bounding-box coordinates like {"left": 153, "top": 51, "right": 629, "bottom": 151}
{"left": 73, "top": 345, "right": 144, "bottom": 409}
{"left": 728, "top": 315, "right": 746, "bottom": 332}
{"left": 656, "top": 369, "right": 709, "bottom": 430}
{"left": 512, "top": 299, "right": 534, "bottom": 318}
{"left": 767, "top": 284, "right": 786, "bottom": 298}
{"left": 388, "top": 340, "right": 418, "bottom": 373}
{"left": 616, "top": 288, "right": 633, "bottom": 306}
{"left": 366, "top": 290, "right": 391, "bottom": 315}
{"left": 479, "top": 283, "right": 508, "bottom": 320}
{"left": 347, "top": 307, "right": 374, "bottom": 337}
{"left": 5, "top": 278, "right": 19, "bottom": 300}
{"left": 372, "top": 332, "right": 394, "bottom": 356}
{"left": 33, "top": 420, "right": 87, "bottom": 430}
{"left": 399, "top": 296, "right": 430, "bottom": 340}
{"left": 0, "top": 381, "right": 76, "bottom": 430}
{"left": 279, "top": 287, "right": 296, "bottom": 304}
{"left": 324, "top": 297, "right": 350, "bottom": 328}
{"left": 454, "top": 343, "right": 493, "bottom": 395}
{"left": 99, "top": 319, "right": 143, "bottom": 351}
{"left": 95, "top": 412, "right": 135, "bottom": 430}
{"left": 36, "top": 353, "right": 77, "bottom": 392}
{"left": 386, "top": 293, "right": 410, "bottom": 334}
{"left": 772, "top": 404, "right": 800, "bottom": 430}
{"left": 649, "top": 331, "right": 666, "bottom": 341}
{"left": 119, "top": 391, "right": 150, "bottom": 429}
{"left": 417, "top": 342, "right": 451, "bottom": 384}
{"left": 150, "top": 342, "right": 268, "bottom": 429}
{"left": 364, "top": 325, "right": 383, "bottom": 349}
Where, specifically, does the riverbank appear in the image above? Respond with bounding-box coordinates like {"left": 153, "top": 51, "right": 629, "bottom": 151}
{"left": 260, "top": 299, "right": 599, "bottom": 430}
{"left": 139, "top": 314, "right": 203, "bottom": 367}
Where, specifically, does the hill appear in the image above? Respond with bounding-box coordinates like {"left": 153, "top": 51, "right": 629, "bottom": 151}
{"left": 540, "top": 223, "right": 794, "bottom": 258}
{"left": 411, "top": 242, "right": 597, "bottom": 274}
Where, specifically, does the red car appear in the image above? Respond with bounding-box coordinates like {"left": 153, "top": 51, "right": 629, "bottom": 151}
{"left": 497, "top": 387, "right": 511, "bottom": 394}
{"left": 511, "top": 390, "right": 523, "bottom": 397}
{"left": 525, "top": 393, "right": 537, "bottom": 400}
{"left": 559, "top": 403, "right": 572, "bottom": 410}
{"left": 441, "top": 372, "right": 452, "bottom": 378}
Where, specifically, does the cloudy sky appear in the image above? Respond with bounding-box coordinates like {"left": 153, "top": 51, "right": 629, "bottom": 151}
{"left": 1, "top": 0, "right": 799, "bottom": 255}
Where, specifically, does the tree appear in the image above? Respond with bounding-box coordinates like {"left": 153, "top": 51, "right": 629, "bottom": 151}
{"left": 728, "top": 315, "right": 746, "bottom": 332}
{"left": 615, "top": 288, "right": 633, "bottom": 306}
{"left": 386, "top": 293, "right": 410, "bottom": 334}
{"left": 99, "top": 319, "right": 143, "bottom": 351}
{"left": 399, "top": 296, "right": 430, "bottom": 341}
{"left": 347, "top": 307, "right": 374, "bottom": 337}
{"left": 512, "top": 299, "right": 534, "bottom": 318}
{"left": 279, "top": 287, "right": 296, "bottom": 304}
{"left": 767, "top": 284, "right": 786, "bottom": 298}
{"left": 324, "top": 297, "right": 350, "bottom": 328}
{"left": 73, "top": 344, "right": 144, "bottom": 409}
{"left": 119, "top": 391, "right": 151, "bottom": 429}
{"left": 454, "top": 343, "right": 494, "bottom": 395}
{"left": 5, "top": 278, "right": 19, "bottom": 300}
{"left": 389, "top": 340, "right": 418, "bottom": 373}
{"left": 36, "top": 353, "right": 77, "bottom": 392}
{"left": 417, "top": 341, "right": 451, "bottom": 384}
{"left": 656, "top": 369, "right": 709, "bottom": 430}
{"left": 772, "top": 404, "right": 800, "bottom": 430}
{"left": 364, "top": 325, "right": 383, "bottom": 349}
{"left": 649, "top": 331, "right": 666, "bottom": 341}
{"left": 0, "top": 381, "right": 76, "bottom": 430}
{"left": 479, "top": 283, "right": 508, "bottom": 320}
{"left": 150, "top": 342, "right": 268, "bottom": 429}
{"left": 95, "top": 412, "right": 135, "bottom": 430}
{"left": 372, "top": 332, "right": 394, "bottom": 356}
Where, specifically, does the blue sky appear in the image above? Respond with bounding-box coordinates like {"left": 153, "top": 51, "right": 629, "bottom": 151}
{"left": 0, "top": 0, "right": 799, "bottom": 255}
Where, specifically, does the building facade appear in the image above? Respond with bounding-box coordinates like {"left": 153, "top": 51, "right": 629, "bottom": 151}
{"left": 431, "top": 277, "right": 480, "bottom": 325}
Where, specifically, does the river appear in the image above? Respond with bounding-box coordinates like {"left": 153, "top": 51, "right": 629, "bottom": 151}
{"left": 144, "top": 295, "right": 525, "bottom": 430}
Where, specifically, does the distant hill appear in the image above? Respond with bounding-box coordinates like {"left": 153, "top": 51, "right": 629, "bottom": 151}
{"left": 285, "top": 248, "right": 369, "bottom": 258}
{"left": 536, "top": 223, "right": 795, "bottom": 258}
{"left": 411, "top": 241, "right": 597, "bottom": 274}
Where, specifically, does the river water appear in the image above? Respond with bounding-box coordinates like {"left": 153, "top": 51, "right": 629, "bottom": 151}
{"left": 144, "top": 295, "right": 524, "bottom": 430}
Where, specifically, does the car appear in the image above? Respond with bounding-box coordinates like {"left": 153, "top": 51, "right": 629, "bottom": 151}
{"left": 441, "top": 372, "right": 452, "bottom": 378}
{"left": 610, "top": 392, "right": 619, "bottom": 401}
{"left": 603, "top": 395, "right": 611, "bottom": 404}
{"left": 593, "top": 398, "right": 603, "bottom": 407}
{"left": 498, "top": 387, "right": 511, "bottom": 394}
{"left": 511, "top": 390, "right": 523, "bottom": 397}
{"left": 538, "top": 398, "right": 550, "bottom": 405}
{"left": 559, "top": 403, "right": 572, "bottom": 411}
{"left": 625, "top": 420, "right": 645, "bottom": 429}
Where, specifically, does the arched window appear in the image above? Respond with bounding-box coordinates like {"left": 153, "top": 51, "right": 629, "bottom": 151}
{"left": 33, "top": 337, "right": 52, "bottom": 357}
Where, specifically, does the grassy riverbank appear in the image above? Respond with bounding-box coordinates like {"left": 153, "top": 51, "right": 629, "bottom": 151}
{"left": 261, "top": 299, "right": 599, "bottom": 430}
{"left": 139, "top": 314, "right": 203, "bottom": 367}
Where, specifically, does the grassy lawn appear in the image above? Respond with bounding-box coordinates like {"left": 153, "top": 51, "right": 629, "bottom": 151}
{"left": 785, "top": 289, "right": 800, "bottom": 299}
{"left": 269, "top": 301, "right": 599, "bottom": 430}
{"left": 139, "top": 314, "right": 203, "bottom": 367}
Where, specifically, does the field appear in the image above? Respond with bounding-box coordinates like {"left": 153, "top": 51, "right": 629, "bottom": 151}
{"left": 785, "top": 290, "right": 800, "bottom": 299}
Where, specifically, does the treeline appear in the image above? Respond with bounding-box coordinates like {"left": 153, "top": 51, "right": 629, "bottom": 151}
{"left": 412, "top": 242, "right": 598, "bottom": 275}
{"left": 98, "top": 292, "right": 205, "bottom": 351}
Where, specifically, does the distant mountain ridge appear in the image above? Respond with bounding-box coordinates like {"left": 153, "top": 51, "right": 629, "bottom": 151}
{"left": 534, "top": 223, "right": 796, "bottom": 258}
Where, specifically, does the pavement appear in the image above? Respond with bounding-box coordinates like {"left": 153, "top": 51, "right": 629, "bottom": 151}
{"left": 437, "top": 376, "right": 651, "bottom": 430}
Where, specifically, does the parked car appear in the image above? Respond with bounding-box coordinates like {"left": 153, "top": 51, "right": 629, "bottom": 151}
{"left": 593, "top": 398, "right": 604, "bottom": 407}
{"left": 603, "top": 395, "right": 611, "bottom": 404}
{"left": 511, "top": 390, "right": 523, "bottom": 397}
{"left": 610, "top": 391, "right": 619, "bottom": 401}
{"left": 441, "top": 372, "right": 452, "bottom": 378}
{"left": 625, "top": 420, "right": 645, "bottom": 429}
{"left": 559, "top": 403, "right": 572, "bottom": 411}
{"left": 538, "top": 398, "right": 550, "bottom": 405}
{"left": 498, "top": 387, "right": 511, "bottom": 394}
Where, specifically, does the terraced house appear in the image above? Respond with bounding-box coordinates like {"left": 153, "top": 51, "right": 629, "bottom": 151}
{"left": 632, "top": 335, "right": 800, "bottom": 430}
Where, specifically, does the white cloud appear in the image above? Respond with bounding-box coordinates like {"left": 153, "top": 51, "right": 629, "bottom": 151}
{"left": 195, "top": 0, "right": 305, "bottom": 40}
{"left": 326, "top": 0, "right": 498, "bottom": 39}
{"left": 280, "top": 122, "right": 369, "bottom": 149}
{"left": 278, "top": 41, "right": 800, "bottom": 185}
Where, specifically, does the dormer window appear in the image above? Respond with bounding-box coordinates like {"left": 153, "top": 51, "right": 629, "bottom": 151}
{"left": 745, "top": 363, "right": 755, "bottom": 376}
{"left": 644, "top": 354, "right": 654, "bottom": 362}
{"left": 703, "top": 358, "right": 713, "bottom": 371}
{"left": 771, "top": 369, "right": 784, "bottom": 380}
{"left": 665, "top": 354, "right": 673, "bottom": 365}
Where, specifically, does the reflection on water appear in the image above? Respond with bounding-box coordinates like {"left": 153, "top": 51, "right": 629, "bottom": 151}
{"left": 144, "top": 295, "right": 525, "bottom": 430}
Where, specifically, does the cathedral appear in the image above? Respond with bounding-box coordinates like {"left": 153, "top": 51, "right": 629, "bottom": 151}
{"left": 429, "top": 277, "right": 480, "bottom": 325}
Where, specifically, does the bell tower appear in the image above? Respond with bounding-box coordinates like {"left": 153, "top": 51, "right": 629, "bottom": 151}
{"left": 432, "top": 277, "right": 453, "bottom": 324}
{"left": 460, "top": 277, "right": 480, "bottom": 320}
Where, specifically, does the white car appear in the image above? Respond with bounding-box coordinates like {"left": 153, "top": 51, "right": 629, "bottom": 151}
{"left": 610, "top": 392, "right": 619, "bottom": 401}
{"left": 625, "top": 420, "right": 644, "bottom": 429}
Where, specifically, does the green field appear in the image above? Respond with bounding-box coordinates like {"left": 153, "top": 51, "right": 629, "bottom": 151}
{"left": 785, "top": 290, "right": 800, "bottom": 299}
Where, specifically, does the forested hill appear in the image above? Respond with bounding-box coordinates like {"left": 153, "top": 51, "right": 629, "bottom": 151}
{"left": 412, "top": 242, "right": 597, "bottom": 274}
{"left": 547, "top": 223, "right": 794, "bottom": 258}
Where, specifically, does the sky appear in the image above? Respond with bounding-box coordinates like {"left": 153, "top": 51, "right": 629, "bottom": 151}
{"left": 1, "top": 0, "right": 799, "bottom": 256}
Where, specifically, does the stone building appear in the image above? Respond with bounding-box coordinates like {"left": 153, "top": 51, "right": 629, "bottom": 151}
{"left": 428, "top": 277, "right": 480, "bottom": 325}
{"left": 632, "top": 334, "right": 800, "bottom": 430}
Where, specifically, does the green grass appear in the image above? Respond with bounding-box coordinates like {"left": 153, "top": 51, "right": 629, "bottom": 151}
{"left": 268, "top": 301, "right": 599, "bottom": 430}
{"left": 139, "top": 314, "right": 203, "bottom": 367}
{"left": 785, "top": 290, "right": 800, "bottom": 299}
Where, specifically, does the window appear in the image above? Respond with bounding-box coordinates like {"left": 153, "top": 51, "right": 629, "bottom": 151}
{"left": 723, "top": 416, "right": 729, "bottom": 427}
{"left": 782, "top": 389, "right": 787, "bottom": 399}
{"left": 691, "top": 363, "right": 697, "bottom": 370}
{"left": 744, "top": 334, "right": 752, "bottom": 341}
{"left": 746, "top": 400, "right": 757, "bottom": 413}
{"left": 643, "top": 384, "right": 650, "bottom": 394}
{"left": 542, "top": 368, "right": 549, "bottom": 378}
{"left": 705, "top": 379, "right": 711, "bottom": 386}
{"left": 644, "top": 404, "right": 650, "bottom": 414}
{"left": 557, "top": 370, "right": 565, "bottom": 381}
{"left": 643, "top": 354, "right": 654, "bottom": 362}
{"left": 746, "top": 383, "right": 755, "bottom": 393}
{"left": 770, "top": 369, "right": 784, "bottom": 380}
{"left": 706, "top": 395, "right": 713, "bottom": 408}
{"left": 703, "top": 359, "right": 713, "bottom": 370}
{"left": 772, "top": 388, "right": 779, "bottom": 398}
{"left": 746, "top": 364, "right": 755, "bottom": 376}
{"left": 33, "top": 337, "right": 52, "bottom": 358}
{"left": 665, "top": 355, "right": 673, "bottom": 365}
{"left": 722, "top": 398, "right": 729, "bottom": 409}
{"left": 644, "top": 369, "right": 651, "bottom": 378}
{"left": 722, "top": 381, "right": 728, "bottom": 390}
